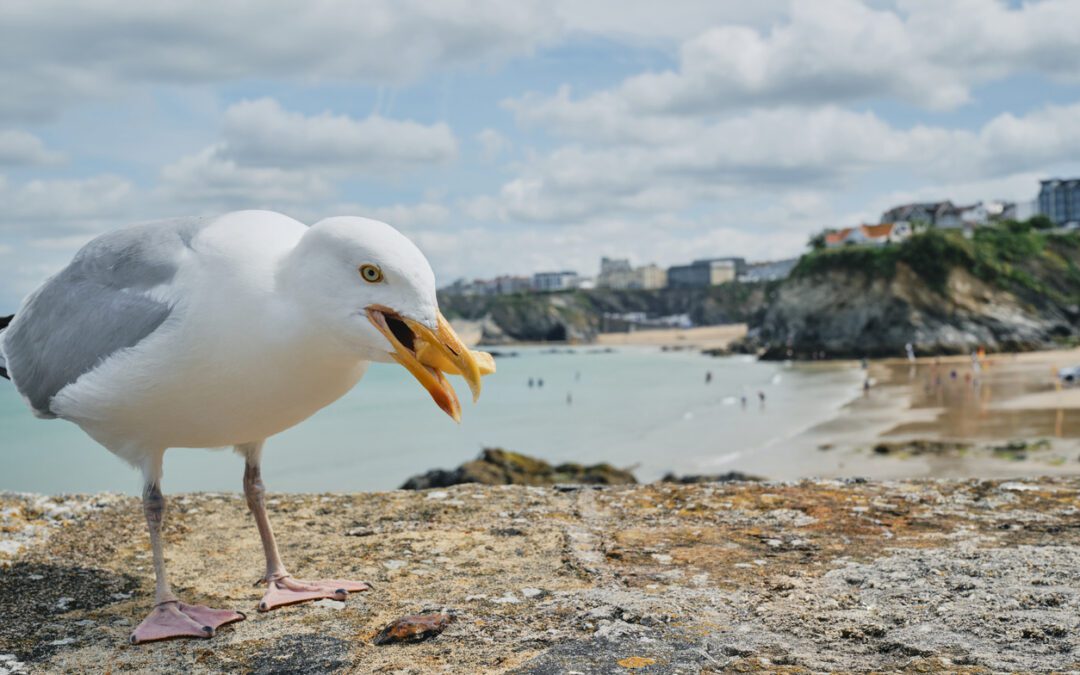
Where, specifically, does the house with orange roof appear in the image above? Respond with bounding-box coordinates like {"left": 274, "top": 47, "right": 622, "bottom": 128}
{"left": 824, "top": 222, "right": 911, "bottom": 248}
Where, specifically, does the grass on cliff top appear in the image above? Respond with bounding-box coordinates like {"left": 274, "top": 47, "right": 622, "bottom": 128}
{"left": 792, "top": 219, "right": 1080, "bottom": 300}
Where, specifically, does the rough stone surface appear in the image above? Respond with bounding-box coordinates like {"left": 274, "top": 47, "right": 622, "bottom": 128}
{"left": 1, "top": 479, "right": 1078, "bottom": 673}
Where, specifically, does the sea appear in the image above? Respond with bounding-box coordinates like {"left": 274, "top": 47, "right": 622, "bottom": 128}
{"left": 0, "top": 347, "right": 863, "bottom": 495}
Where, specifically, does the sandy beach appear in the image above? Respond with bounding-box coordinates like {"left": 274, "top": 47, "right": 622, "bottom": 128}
{"left": 743, "top": 347, "right": 1080, "bottom": 481}
{"left": 595, "top": 323, "right": 747, "bottom": 349}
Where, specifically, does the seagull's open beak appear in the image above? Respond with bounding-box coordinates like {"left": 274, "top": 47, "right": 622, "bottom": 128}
{"left": 366, "top": 305, "right": 495, "bottom": 422}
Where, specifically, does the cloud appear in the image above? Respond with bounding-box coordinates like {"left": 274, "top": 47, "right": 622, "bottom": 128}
{"left": 0, "top": 0, "right": 561, "bottom": 121}
{"left": 514, "top": 0, "right": 1080, "bottom": 120}
{"left": 220, "top": 98, "right": 457, "bottom": 171}
{"left": 479, "top": 102, "right": 1080, "bottom": 226}
{"left": 475, "top": 129, "right": 511, "bottom": 162}
{"left": 159, "top": 146, "right": 333, "bottom": 208}
{"left": 156, "top": 98, "right": 459, "bottom": 210}
{"left": 326, "top": 201, "right": 451, "bottom": 229}
{"left": 0, "top": 130, "right": 65, "bottom": 167}
{"left": 0, "top": 174, "right": 135, "bottom": 231}
{"left": 28, "top": 235, "right": 99, "bottom": 250}
{"left": 551, "top": 0, "right": 787, "bottom": 42}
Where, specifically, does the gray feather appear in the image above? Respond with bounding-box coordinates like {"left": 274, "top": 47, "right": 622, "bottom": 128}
{"left": 0, "top": 314, "right": 11, "bottom": 379}
{"left": 2, "top": 217, "right": 210, "bottom": 416}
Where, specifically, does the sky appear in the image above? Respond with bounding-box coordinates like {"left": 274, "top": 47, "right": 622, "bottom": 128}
{"left": 2, "top": 0, "right": 1080, "bottom": 307}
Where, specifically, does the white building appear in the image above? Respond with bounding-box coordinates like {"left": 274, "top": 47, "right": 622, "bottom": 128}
{"left": 597, "top": 258, "right": 667, "bottom": 289}
{"left": 532, "top": 271, "right": 582, "bottom": 292}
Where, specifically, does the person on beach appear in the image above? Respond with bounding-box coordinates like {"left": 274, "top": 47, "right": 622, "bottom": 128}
{"left": 705, "top": 371, "right": 713, "bottom": 384}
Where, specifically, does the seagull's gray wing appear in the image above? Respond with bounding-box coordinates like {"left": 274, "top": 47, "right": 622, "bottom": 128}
{"left": 0, "top": 314, "right": 12, "bottom": 379}
{"left": 1, "top": 217, "right": 210, "bottom": 417}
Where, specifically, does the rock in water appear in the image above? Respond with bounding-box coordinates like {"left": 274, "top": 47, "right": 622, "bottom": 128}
{"left": 372, "top": 614, "right": 453, "bottom": 645}
{"left": 401, "top": 448, "right": 636, "bottom": 489}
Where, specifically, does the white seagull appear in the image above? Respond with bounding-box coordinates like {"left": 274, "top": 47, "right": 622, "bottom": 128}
{"left": 0, "top": 210, "right": 493, "bottom": 644}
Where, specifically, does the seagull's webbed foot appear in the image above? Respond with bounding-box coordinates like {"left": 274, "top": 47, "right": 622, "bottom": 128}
{"left": 130, "top": 600, "right": 245, "bottom": 644}
{"left": 257, "top": 574, "right": 372, "bottom": 611}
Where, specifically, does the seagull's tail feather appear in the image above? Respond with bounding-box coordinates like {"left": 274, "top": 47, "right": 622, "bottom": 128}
{"left": 0, "top": 314, "right": 12, "bottom": 380}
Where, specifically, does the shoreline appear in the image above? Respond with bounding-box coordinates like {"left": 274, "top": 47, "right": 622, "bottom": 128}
{"left": 476, "top": 323, "right": 749, "bottom": 351}
{"left": 773, "top": 347, "right": 1080, "bottom": 480}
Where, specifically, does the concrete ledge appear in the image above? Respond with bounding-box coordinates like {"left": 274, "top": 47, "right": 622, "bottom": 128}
{"left": 1, "top": 479, "right": 1078, "bottom": 673}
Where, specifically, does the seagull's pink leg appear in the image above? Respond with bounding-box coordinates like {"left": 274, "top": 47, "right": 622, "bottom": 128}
{"left": 130, "top": 478, "right": 244, "bottom": 644}
{"left": 239, "top": 442, "right": 372, "bottom": 612}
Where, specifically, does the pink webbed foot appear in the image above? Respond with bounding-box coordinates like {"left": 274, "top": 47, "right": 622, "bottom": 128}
{"left": 258, "top": 575, "right": 373, "bottom": 611}
{"left": 130, "top": 600, "right": 245, "bottom": 645}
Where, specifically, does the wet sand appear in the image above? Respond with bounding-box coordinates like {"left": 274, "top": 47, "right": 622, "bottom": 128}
{"left": 728, "top": 349, "right": 1080, "bottom": 481}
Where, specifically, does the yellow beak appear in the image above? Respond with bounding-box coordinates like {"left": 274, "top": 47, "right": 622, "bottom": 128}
{"left": 366, "top": 306, "right": 495, "bottom": 422}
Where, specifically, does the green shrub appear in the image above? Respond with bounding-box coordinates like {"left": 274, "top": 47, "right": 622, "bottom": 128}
{"left": 791, "top": 217, "right": 1080, "bottom": 298}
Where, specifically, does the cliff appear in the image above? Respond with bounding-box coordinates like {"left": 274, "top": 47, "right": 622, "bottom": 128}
{"left": 755, "top": 225, "right": 1080, "bottom": 359}
{"left": 438, "top": 284, "right": 773, "bottom": 344}
{"left": 2, "top": 478, "right": 1078, "bottom": 673}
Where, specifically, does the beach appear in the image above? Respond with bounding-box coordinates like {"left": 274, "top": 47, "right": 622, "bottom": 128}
{"left": 595, "top": 324, "right": 748, "bottom": 350}
{"left": 746, "top": 347, "right": 1080, "bottom": 481}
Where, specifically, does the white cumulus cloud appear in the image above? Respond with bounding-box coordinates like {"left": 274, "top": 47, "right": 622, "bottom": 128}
{"left": 0, "top": 0, "right": 561, "bottom": 121}
{"left": 220, "top": 98, "right": 457, "bottom": 171}
{"left": 0, "top": 130, "right": 65, "bottom": 167}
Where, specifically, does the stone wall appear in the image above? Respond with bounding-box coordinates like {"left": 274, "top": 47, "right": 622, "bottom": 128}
{"left": 1, "top": 479, "right": 1077, "bottom": 673}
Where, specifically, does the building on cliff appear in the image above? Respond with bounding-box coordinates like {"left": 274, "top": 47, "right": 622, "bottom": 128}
{"left": 667, "top": 257, "right": 745, "bottom": 288}
{"left": 1039, "top": 178, "right": 1080, "bottom": 226}
{"left": 739, "top": 258, "right": 798, "bottom": 282}
{"left": 532, "top": 270, "right": 586, "bottom": 292}
{"left": 597, "top": 257, "right": 667, "bottom": 290}
{"left": 880, "top": 201, "right": 956, "bottom": 226}
{"left": 824, "top": 222, "right": 912, "bottom": 248}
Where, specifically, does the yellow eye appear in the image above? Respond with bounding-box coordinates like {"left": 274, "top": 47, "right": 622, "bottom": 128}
{"left": 359, "top": 264, "right": 384, "bottom": 283}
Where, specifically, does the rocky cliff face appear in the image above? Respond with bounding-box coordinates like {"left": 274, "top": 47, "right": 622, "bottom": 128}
{"left": 756, "top": 264, "right": 1076, "bottom": 358}
{"left": 438, "top": 284, "right": 774, "bottom": 344}
{"left": 755, "top": 229, "right": 1080, "bottom": 359}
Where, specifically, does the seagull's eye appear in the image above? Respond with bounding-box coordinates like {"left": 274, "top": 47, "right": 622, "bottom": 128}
{"left": 359, "top": 264, "right": 384, "bottom": 283}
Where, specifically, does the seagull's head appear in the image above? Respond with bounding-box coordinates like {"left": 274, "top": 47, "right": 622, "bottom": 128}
{"left": 284, "top": 216, "right": 493, "bottom": 421}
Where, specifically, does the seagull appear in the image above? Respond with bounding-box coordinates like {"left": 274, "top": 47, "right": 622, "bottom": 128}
{"left": 0, "top": 210, "right": 493, "bottom": 644}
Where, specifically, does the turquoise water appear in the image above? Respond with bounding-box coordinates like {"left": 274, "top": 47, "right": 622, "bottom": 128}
{"left": 0, "top": 347, "right": 861, "bottom": 494}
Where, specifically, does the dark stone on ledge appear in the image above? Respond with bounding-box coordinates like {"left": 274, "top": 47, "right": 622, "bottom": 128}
{"left": 659, "top": 471, "right": 763, "bottom": 484}
{"left": 401, "top": 448, "right": 637, "bottom": 489}
{"left": 372, "top": 613, "right": 453, "bottom": 645}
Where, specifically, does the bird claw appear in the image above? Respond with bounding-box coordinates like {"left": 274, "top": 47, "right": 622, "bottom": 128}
{"left": 257, "top": 575, "right": 372, "bottom": 611}
{"left": 129, "top": 600, "right": 245, "bottom": 645}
